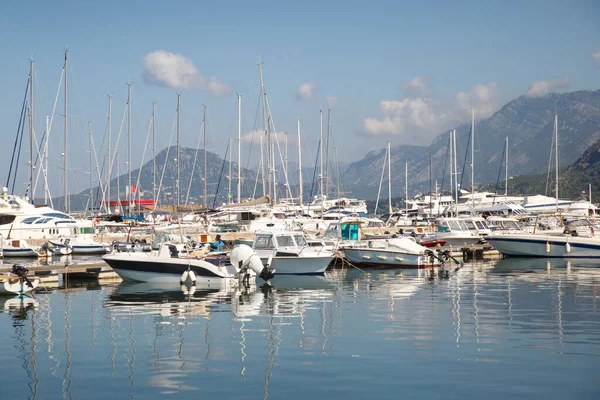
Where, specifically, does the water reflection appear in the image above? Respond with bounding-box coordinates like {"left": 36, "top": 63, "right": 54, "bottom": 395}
{"left": 0, "top": 259, "right": 598, "bottom": 399}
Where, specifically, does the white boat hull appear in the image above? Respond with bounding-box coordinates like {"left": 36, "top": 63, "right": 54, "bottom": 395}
{"left": 103, "top": 253, "right": 238, "bottom": 282}
{"left": 486, "top": 234, "right": 600, "bottom": 258}
{"left": 342, "top": 248, "right": 434, "bottom": 268}
{"left": 1, "top": 277, "right": 39, "bottom": 295}
{"left": 260, "top": 255, "right": 332, "bottom": 275}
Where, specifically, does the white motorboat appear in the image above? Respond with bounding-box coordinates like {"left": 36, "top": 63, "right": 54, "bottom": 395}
{"left": 251, "top": 230, "right": 334, "bottom": 275}
{"left": 485, "top": 233, "right": 600, "bottom": 258}
{"left": 0, "top": 238, "right": 39, "bottom": 258}
{"left": 102, "top": 243, "right": 240, "bottom": 283}
{"left": 50, "top": 237, "right": 108, "bottom": 254}
{"left": 430, "top": 217, "right": 481, "bottom": 247}
{"left": 340, "top": 237, "right": 439, "bottom": 268}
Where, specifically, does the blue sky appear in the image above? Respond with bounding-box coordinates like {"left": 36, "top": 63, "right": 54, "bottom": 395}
{"left": 1, "top": 0, "right": 599, "bottom": 196}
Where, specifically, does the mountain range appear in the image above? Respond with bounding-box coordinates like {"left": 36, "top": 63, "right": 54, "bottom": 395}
{"left": 341, "top": 89, "right": 600, "bottom": 199}
{"left": 45, "top": 89, "right": 600, "bottom": 210}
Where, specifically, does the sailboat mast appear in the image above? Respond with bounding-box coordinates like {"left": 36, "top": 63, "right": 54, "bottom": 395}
{"left": 203, "top": 104, "right": 207, "bottom": 208}
{"left": 29, "top": 59, "right": 34, "bottom": 202}
{"left": 505, "top": 137, "right": 508, "bottom": 196}
{"left": 387, "top": 142, "right": 392, "bottom": 214}
{"left": 237, "top": 94, "right": 241, "bottom": 204}
{"left": 88, "top": 122, "right": 93, "bottom": 215}
{"left": 555, "top": 114, "right": 559, "bottom": 211}
{"left": 453, "top": 129, "right": 458, "bottom": 216}
{"left": 405, "top": 162, "right": 408, "bottom": 214}
{"left": 471, "top": 109, "right": 475, "bottom": 208}
{"left": 284, "top": 132, "right": 288, "bottom": 197}
{"left": 448, "top": 130, "right": 453, "bottom": 216}
{"left": 176, "top": 94, "right": 181, "bottom": 209}
{"left": 63, "top": 50, "right": 69, "bottom": 212}
{"left": 297, "top": 120, "right": 303, "bottom": 205}
{"left": 228, "top": 137, "right": 232, "bottom": 204}
{"left": 325, "top": 108, "right": 331, "bottom": 199}
{"left": 152, "top": 102, "right": 156, "bottom": 209}
{"left": 319, "top": 109, "right": 324, "bottom": 202}
{"left": 127, "top": 83, "right": 132, "bottom": 210}
{"left": 258, "top": 60, "right": 271, "bottom": 200}
{"left": 44, "top": 116, "right": 49, "bottom": 204}
{"left": 107, "top": 95, "right": 112, "bottom": 213}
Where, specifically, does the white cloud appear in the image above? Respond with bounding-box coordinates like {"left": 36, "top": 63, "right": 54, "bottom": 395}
{"left": 142, "top": 50, "right": 231, "bottom": 96}
{"left": 296, "top": 82, "right": 316, "bottom": 101}
{"left": 401, "top": 76, "right": 431, "bottom": 98}
{"left": 325, "top": 96, "right": 338, "bottom": 105}
{"left": 456, "top": 82, "right": 499, "bottom": 118}
{"left": 526, "top": 75, "right": 570, "bottom": 97}
{"left": 592, "top": 49, "right": 600, "bottom": 66}
{"left": 362, "top": 80, "right": 500, "bottom": 143}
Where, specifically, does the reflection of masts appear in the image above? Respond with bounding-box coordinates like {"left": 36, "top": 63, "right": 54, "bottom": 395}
{"left": 63, "top": 293, "right": 73, "bottom": 400}
{"left": 128, "top": 315, "right": 137, "bottom": 389}
{"left": 451, "top": 272, "right": 461, "bottom": 347}
{"left": 473, "top": 268, "right": 480, "bottom": 349}
{"left": 557, "top": 275, "right": 564, "bottom": 347}
{"left": 507, "top": 278, "right": 513, "bottom": 330}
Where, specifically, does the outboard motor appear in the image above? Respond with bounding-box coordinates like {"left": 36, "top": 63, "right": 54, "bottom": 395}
{"left": 230, "top": 244, "right": 276, "bottom": 282}
{"left": 11, "top": 264, "right": 34, "bottom": 288}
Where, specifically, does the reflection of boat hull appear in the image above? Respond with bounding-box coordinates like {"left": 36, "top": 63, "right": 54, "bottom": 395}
{"left": 259, "top": 255, "right": 331, "bottom": 275}
{"left": 486, "top": 234, "right": 600, "bottom": 258}
{"left": 342, "top": 248, "right": 435, "bottom": 269}
{"left": 103, "top": 254, "right": 238, "bottom": 283}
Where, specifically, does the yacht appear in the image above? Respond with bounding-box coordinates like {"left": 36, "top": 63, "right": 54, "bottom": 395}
{"left": 340, "top": 237, "right": 439, "bottom": 268}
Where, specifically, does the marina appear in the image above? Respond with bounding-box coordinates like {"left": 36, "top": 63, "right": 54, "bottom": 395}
{"left": 1, "top": 257, "right": 599, "bottom": 399}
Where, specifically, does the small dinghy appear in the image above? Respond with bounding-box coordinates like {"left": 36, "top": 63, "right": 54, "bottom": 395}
{"left": 0, "top": 265, "right": 39, "bottom": 295}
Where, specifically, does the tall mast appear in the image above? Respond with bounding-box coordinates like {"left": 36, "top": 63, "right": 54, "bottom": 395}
{"left": 152, "top": 102, "right": 156, "bottom": 208}
{"left": 405, "top": 162, "right": 408, "bottom": 214}
{"left": 63, "top": 49, "right": 69, "bottom": 212}
{"left": 297, "top": 120, "right": 303, "bottom": 205}
{"left": 203, "top": 104, "right": 207, "bottom": 208}
{"left": 107, "top": 95, "right": 112, "bottom": 213}
{"left": 176, "top": 94, "right": 181, "bottom": 209}
{"left": 448, "top": 130, "right": 453, "bottom": 216}
{"left": 260, "top": 135, "right": 266, "bottom": 197}
{"left": 453, "top": 129, "right": 458, "bottom": 216}
{"left": 228, "top": 137, "right": 232, "bottom": 204}
{"left": 237, "top": 94, "right": 242, "bottom": 204}
{"left": 555, "top": 114, "right": 559, "bottom": 211}
{"left": 387, "top": 142, "right": 392, "bottom": 214}
{"left": 325, "top": 108, "right": 331, "bottom": 199}
{"left": 504, "top": 137, "right": 508, "bottom": 196}
{"left": 127, "top": 83, "right": 132, "bottom": 210}
{"left": 44, "top": 116, "right": 49, "bottom": 204}
{"left": 29, "top": 59, "right": 35, "bottom": 202}
{"left": 258, "top": 60, "right": 271, "bottom": 200}
{"left": 88, "top": 121, "right": 93, "bottom": 215}
{"left": 284, "top": 132, "right": 288, "bottom": 197}
{"left": 471, "top": 109, "right": 475, "bottom": 208}
{"left": 319, "top": 109, "right": 324, "bottom": 202}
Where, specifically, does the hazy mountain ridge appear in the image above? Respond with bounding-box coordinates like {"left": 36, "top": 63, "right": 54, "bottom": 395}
{"left": 341, "top": 89, "right": 600, "bottom": 199}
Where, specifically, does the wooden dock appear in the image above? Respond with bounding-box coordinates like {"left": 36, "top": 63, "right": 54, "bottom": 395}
{"left": 0, "top": 260, "right": 120, "bottom": 284}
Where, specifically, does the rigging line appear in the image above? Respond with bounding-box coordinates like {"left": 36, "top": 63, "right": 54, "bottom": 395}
{"left": 212, "top": 143, "right": 230, "bottom": 208}
{"left": 13, "top": 101, "right": 27, "bottom": 194}
{"left": 185, "top": 115, "right": 205, "bottom": 206}
{"left": 307, "top": 140, "right": 321, "bottom": 214}
{"left": 90, "top": 132, "right": 107, "bottom": 210}
{"left": 134, "top": 114, "right": 154, "bottom": 202}
{"left": 156, "top": 112, "right": 178, "bottom": 207}
{"left": 493, "top": 142, "right": 506, "bottom": 205}
{"left": 374, "top": 145, "right": 387, "bottom": 216}
{"left": 7, "top": 79, "right": 29, "bottom": 189}
{"left": 440, "top": 135, "right": 451, "bottom": 193}
{"left": 264, "top": 96, "right": 293, "bottom": 199}
{"left": 459, "top": 127, "right": 471, "bottom": 191}
{"left": 545, "top": 121, "right": 555, "bottom": 197}
{"left": 105, "top": 102, "right": 128, "bottom": 199}
{"left": 244, "top": 91, "right": 263, "bottom": 173}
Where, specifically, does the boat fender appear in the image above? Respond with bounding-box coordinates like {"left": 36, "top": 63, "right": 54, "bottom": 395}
{"left": 180, "top": 270, "right": 188, "bottom": 285}
{"left": 565, "top": 238, "right": 571, "bottom": 254}
{"left": 188, "top": 270, "right": 197, "bottom": 285}
{"left": 546, "top": 241, "right": 551, "bottom": 254}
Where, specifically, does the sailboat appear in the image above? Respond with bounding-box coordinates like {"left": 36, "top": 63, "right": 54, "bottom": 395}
{"left": 486, "top": 114, "right": 600, "bottom": 259}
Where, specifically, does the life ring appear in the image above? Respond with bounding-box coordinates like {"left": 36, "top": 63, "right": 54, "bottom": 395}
{"left": 93, "top": 218, "right": 100, "bottom": 228}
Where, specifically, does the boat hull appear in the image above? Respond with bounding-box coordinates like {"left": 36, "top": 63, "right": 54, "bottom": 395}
{"left": 1, "top": 249, "right": 39, "bottom": 258}
{"left": 103, "top": 255, "right": 237, "bottom": 283}
{"left": 259, "top": 255, "right": 332, "bottom": 275}
{"left": 1, "top": 277, "right": 39, "bottom": 295}
{"left": 486, "top": 234, "right": 600, "bottom": 258}
{"left": 342, "top": 248, "right": 435, "bottom": 268}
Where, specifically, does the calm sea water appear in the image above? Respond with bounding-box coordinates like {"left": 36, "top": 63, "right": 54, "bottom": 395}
{"left": 1, "top": 258, "right": 599, "bottom": 399}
